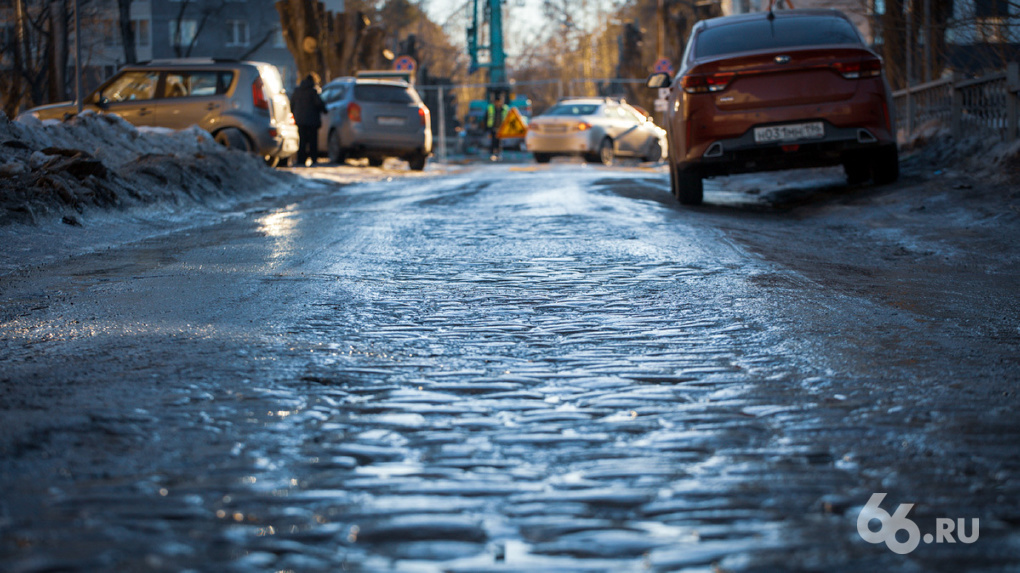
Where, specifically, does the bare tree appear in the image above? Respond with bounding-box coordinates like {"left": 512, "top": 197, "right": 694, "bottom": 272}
{"left": 117, "top": 0, "right": 136, "bottom": 64}
{"left": 45, "top": 0, "right": 67, "bottom": 102}
{"left": 171, "top": 0, "right": 223, "bottom": 58}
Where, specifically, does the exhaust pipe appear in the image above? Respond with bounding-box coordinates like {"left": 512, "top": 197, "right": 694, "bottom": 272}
{"left": 857, "top": 129, "right": 878, "bottom": 144}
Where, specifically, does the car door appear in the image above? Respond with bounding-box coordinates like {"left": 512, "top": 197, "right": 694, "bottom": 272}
{"left": 96, "top": 70, "right": 161, "bottom": 127}
{"left": 319, "top": 83, "right": 348, "bottom": 151}
{"left": 155, "top": 70, "right": 232, "bottom": 130}
{"left": 612, "top": 103, "right": 644, "bottom": 154}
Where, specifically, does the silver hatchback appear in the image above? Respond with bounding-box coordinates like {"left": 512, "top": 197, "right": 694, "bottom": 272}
{"left": 23, "top": 59, "right": 298, "bottom": 167}
{"left": 318, "top": 78, "right": 432, "bottom": 170}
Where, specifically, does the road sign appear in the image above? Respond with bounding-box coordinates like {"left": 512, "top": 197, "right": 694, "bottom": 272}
{"left": 654, "top": 99, "right": 669, "bottom": 112}
{"left": 394, "top": 55, "right": 417, "bottom": 72}
{"left": 653, "top": 57, "right": 674, "bottom": 75}
{"left": 496, "top": 107, "right": 528, "bottom": 139}
{"left": 658, "top": 88, "right": 671, "bottom": 100}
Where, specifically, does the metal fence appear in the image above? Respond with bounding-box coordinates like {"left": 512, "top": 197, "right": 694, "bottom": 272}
{"left": 894, "top": 62, "right": 1019, "bottom": 143}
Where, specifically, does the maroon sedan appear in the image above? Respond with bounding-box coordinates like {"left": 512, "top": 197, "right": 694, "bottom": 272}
{"left": 647, "top": 9, "right": 898, "bottom": 205}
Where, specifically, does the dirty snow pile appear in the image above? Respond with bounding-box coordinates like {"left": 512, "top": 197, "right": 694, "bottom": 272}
{"left": 900, "top": 121, "right": 1020, "bottom": 182}
{"left": 0, "top": 111, "right": 294, "bottom": 226}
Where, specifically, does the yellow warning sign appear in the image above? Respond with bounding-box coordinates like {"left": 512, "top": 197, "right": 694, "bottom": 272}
{"left": 496, "top": 107, "right": 528, "bottom": 139}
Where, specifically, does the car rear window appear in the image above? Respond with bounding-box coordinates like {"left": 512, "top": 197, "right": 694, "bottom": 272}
{"left": 354, "top": 84, "right": 416, "bottom": 103}
{"left": 695, "top": 16, "right": 861, "bottom": 58}
{"left": 544, "top": 103, "right": 600, "bottom": 116}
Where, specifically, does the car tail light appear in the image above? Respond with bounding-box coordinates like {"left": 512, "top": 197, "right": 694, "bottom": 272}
{"left": 268, "top": 126, "right": 278, "bottom": 137}
{"left": 419, "top": 106, "right": 428, "bottom": 126}
{"left": 833, "top": 58, "right": 882, "bottom": 79}
{"left": 681, "top": 72, "right": 735, "bottom": 94}
{"left": 252, "top": 77, "right": 269, "bottom": 110}
{"left": 348, "top": 102, "right": 361, "bottom": 122}
{"left": 576, "top": 122, "right": 592, "bottom": 131}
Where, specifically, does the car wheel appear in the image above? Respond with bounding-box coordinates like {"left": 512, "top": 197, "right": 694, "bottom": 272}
{"left": 675, "top": 168, "right": 704, "bottom": 206}
{"left": 533, "top": 153, "right": 551, "bottom": 164}
{"left": 644, "top": 140, "right": 663, "bottom": 163}
{"left": 327, "top": 130, "right": 346, "bottom": 164}
{"left": 872, "top": 145, "right": 899, "bottom": 185}
{"left": 843, "top": 157, "right": 870, "bottom": 185}
{"left": 368, "top": 157, "right": 384, "bottom": 168}
{"left": 407, "top": 153, "right": 427, "bottom": 171}
{"left": 214, "top": 128, "right": 252, "bottom": 153}
{"left": 597, "top": 138, "right": 614, "bottom": 166}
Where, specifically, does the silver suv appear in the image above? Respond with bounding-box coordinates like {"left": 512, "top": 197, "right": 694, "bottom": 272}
{"left": 24, "top": 59, "right": 298, "bottom": 167}
{"left": 318, "top": 77, "right": 432, "bottom": 170}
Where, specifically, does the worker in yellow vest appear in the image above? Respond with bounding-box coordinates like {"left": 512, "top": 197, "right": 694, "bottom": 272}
{"left": 486, "top": 95, "right": 509, "bottom": 160}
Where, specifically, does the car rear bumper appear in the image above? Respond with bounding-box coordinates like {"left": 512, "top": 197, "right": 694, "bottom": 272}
{"left": 681, "top": 121, "right": 895, "bottom": 176}
{"left": 342, "top": 125, "right": 432, "bottom": 156}
{"left": 525, "top": 132, "right": 596, "bottom": 154}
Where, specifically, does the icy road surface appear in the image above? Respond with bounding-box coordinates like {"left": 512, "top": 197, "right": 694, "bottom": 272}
{"left": 1, "top": 161, "right": 1018, "bottom": 572}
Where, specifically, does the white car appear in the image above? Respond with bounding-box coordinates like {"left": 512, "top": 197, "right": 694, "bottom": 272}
{"left": 525, "top": 97, "right": 667, "bottom": 165}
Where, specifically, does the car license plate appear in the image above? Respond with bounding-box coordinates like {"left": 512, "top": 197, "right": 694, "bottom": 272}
{"left": 377, "top": 116, "right": 405, "bottom": 126}
{"left": 753, "top": 122, "right": 824, "bottom": 143}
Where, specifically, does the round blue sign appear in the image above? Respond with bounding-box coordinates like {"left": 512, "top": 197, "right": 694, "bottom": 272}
{"left": 653, "top": 58, "right": 674, "bottom": 74}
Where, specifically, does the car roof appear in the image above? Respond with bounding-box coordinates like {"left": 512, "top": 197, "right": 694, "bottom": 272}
{"left": 323, "top": 77, "right": 411, "bottom": 88}
{"left": 120, "top": 58, "right": 262, "bottom": 71}
{"left": 553, "top": 98, "right": 612, "bottom": 105}
{"left": 697, "top": 8, "right": 852, "bottom": 31}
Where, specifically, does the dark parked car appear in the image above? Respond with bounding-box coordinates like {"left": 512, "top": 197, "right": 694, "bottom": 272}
{"left": 318, "top": 77, "right": 432, "bottom": 170}
{"left": 647, "top": 9, "right": 898, "bottom": 205}
{"left": 24, "top": 59, "right": 298, "bottom": 167}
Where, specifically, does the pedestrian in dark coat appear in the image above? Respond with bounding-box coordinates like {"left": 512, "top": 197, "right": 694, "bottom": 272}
{"left": 290, "top": 74, "right": 326, "bottom": 167}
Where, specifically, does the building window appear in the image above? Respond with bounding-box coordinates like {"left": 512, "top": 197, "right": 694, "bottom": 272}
{"left": 226, "top": 20, "right": 250, "bottom": 47}
{"left": 169, "top": 19, "right": 198, "bottom": 48}
{"left": 974, "top": 0, "right": 1008, "bottom": 18}
{"left": 133, "top": 19, "right": 150, "bottom": 48}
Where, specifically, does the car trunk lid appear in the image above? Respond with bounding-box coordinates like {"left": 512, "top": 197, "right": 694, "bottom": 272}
{"left": 686, "top": 47, "right": 878, "bottom": 111}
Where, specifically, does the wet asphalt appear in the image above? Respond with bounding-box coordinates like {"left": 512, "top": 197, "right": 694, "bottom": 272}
{"left": 0, "top": 161, "right": 1018, "bottom": 572}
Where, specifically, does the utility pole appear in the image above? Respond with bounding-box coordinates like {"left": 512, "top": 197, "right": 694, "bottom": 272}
{"left": 75, "top": 0, "right": 83, "bottom": 114}
{"left": 658, "top": 0, "right": 664, "bottom": 61}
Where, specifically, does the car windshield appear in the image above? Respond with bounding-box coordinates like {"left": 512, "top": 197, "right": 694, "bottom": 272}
{"left": 354, "top": 84, "right": 416, "bottom": 103}
{"left": 543, "top": 103, "right": 600, "bottom": 116}
{"left": 695, "top": 16, "right": 861, "bottom": 58}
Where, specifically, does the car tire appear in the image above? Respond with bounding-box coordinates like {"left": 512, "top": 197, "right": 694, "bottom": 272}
{"left": 368, "top": 157, "right": 384, "bottom": 168}
{"left": 327, "top": 131, "right": 346, "bottom": 164}
{"left": 407, "top": 153, "right": 428, "bottom": 171}
{"left": 644, "top": 141, "right": 663, "bottom": 163}
{"left": 675, "top": 168, "right": 704, "bottom": 206}
{"left": 597, "top": 138, "right": 614, "bottom": 166}
{"left": 533, "top": 153, "right": 551, "bottom": 164}
{"left": 872, "top": 145, "right": 899, "bottom": 185}
{"left": 843, "top": 157, "right": 870, "bottom": 185}
{"left": 214, "top": 128, "right": 252, "bottom": 153}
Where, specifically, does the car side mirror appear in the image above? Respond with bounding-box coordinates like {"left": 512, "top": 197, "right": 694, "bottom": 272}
{"left": 646, "top": 72, "right": 672, "bottom": 89}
